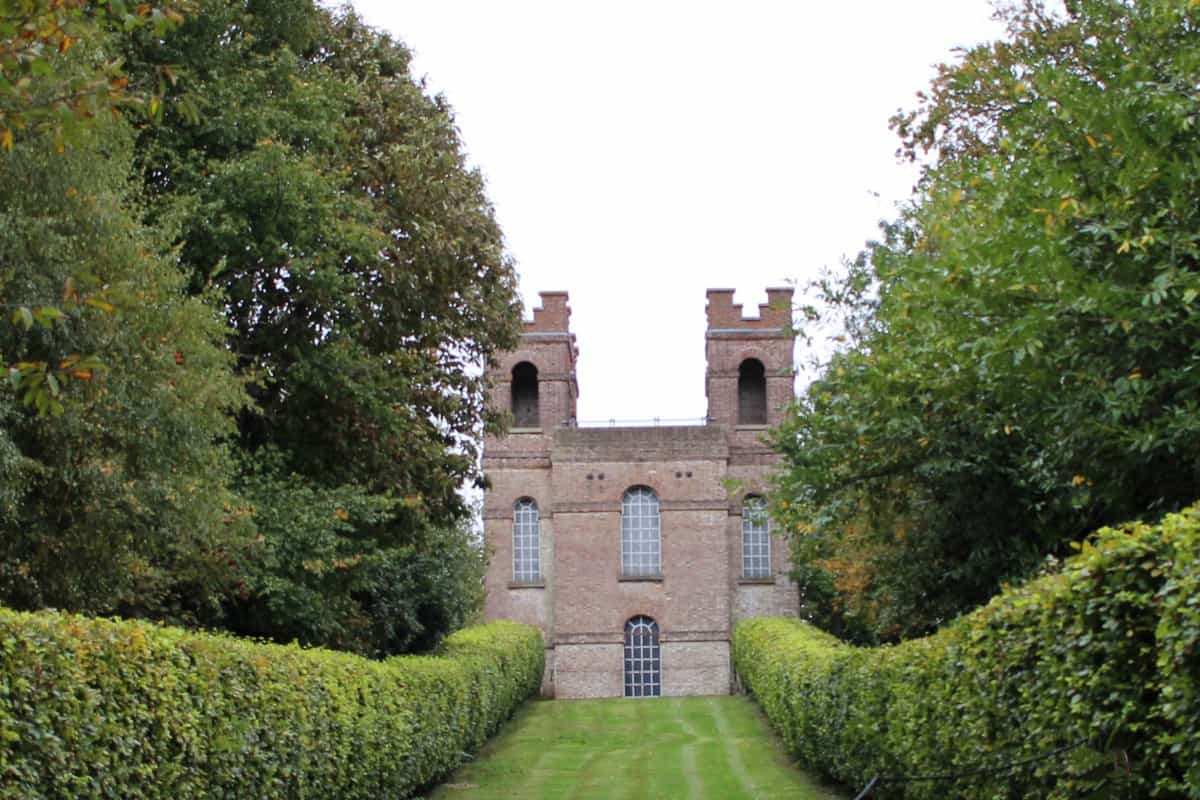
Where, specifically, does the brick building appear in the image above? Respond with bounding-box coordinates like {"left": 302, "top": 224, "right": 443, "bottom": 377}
{"left": 481, "top": 288, "right": 798, "bottom": 698}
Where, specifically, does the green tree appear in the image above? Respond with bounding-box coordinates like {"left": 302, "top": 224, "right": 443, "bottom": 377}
{"left": 0, "top": 120, "right": 249, "bottom": 621}
{"left": 0, "top": 0, "right": 516, "bottom": 652}
{"left": 774, "top": 0, "right": 1200, "bottom": 642}
{"left": 0, "top": 0, "right": 190, "bottom": 151}
{"left": 120, "top": 0, "right": 520, "bottom": 654}
{"left": 236, "top": 457, "right": 486, "bottom": 654}
{"left": 2, "top": 0, "right": 192, "bottom": 414}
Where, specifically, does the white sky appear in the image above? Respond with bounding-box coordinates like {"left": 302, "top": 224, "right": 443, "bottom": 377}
{"left": 349, "top": 1, "right": 1009, "bottom": 422}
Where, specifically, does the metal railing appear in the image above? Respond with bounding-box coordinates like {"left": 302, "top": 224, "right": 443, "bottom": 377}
{"left": 563, "top": 417, "right": 711, "bottom": 429}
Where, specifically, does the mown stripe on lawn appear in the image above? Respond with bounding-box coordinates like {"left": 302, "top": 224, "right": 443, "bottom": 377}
{"left": 671, "top": 700, "right": 704, "bottom": 799}
{"left": 429, "top": 696, "right": 846, "bottom": 799}
{"left": 708, "top": 695, "right": 759, "bottom": 798}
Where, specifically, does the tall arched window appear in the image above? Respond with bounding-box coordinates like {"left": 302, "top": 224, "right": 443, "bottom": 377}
{"left": 512, "top": 498, "right": 541, "bottom": 583}
{"left": 738, "top": 358, "right": 767, "bottom": 425}
{"left": 621, "top": 487, "right": 661, "bottom": 577}
{"left": 623, "top": 616, "right": 661, "bottom": 697}
{"left": 511, "top": 362, "right": 539, "bottom": 428}
{"left": 742, "top": 495, "right": 771, "bottom": 578}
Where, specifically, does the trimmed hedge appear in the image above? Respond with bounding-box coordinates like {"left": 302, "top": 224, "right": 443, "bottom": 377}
{"left": 734, "top": 504, "right": 1200, "bottom": 799}
{"left": 0, "top": 614, "right": 542, "bottom": 799}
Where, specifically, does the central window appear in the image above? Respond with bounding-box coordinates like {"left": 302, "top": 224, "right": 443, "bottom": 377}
{"left": 621, "top": 487, "right": 661, "bottom": 577}
{"left": 623, "top": 616, "right": 661, "bottom": 697}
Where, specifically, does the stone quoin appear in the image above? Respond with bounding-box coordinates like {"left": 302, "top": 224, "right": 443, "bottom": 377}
{"left": 482, "top": 289, "right": 799, "bottom": 698}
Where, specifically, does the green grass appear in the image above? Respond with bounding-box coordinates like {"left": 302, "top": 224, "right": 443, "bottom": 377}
{"left": 426, "top": 695, "right": 847, "bottom": 800}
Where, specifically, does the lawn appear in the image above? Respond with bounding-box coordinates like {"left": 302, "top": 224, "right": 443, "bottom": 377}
{"left": 427, "top": 695, "right": 846, "bottom": 800}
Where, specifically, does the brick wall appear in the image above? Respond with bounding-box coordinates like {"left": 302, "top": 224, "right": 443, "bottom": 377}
{"left": 554, "top": 643, "right": 623, "bottom": 698}
{"left": 482, "top": 465, "right": 553, "bottom": 642}
{"left": 523, "top": 291, "right": 571, "bottom": 334}
{"left": 726, "top": 463, "right": 801, "bottom": 621}
{"left": 551, "top": 501, "right": 730, "bottom": 637}
{"left": 662, "top": 641, "right": 730, "bottom": 696}
{"left": 704, "top": 287, "right": 793, "bottom": 330}
{"left": 482, "top": 288, "right": 799, "bottom": 699}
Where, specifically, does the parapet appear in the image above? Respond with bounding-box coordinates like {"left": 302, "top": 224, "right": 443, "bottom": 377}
{"left": 523, "top": 291, "right": 571, "bottom": 334}
{"left": 705, "top": 287, "right": 793, "bottom": 330}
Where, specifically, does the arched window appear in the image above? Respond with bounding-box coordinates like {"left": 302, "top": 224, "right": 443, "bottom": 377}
{"left": 742, "top": 495, "right": 771, "bottom": 579}
{"left": 738, "top": 358, "right": 767, "bottom": 425}
{"left": 511, "top": 362, "right": 539, "bottom": 428}
{"left": 623, "top": 616, "right": 661, "bottom": 697}
{"left": 512, "top": 498, "right": 541, "bottom": 583}
{"left": 621, "top": 487, "right": 660, "bottom": 577}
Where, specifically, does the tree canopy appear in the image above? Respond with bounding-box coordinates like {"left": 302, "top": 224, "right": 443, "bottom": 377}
{"left": 773, "top": 0, "right": 1200, "bottom": 643}
{"left": 2, "top": 0, "right": 521, "bottom": 655}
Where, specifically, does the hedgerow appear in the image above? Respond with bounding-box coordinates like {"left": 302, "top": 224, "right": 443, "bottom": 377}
{"left": 734, "top": 504, "right": 1200, "bottom": 799}
{"left": 0, "top": 614, "right": 542, "bottom": 799}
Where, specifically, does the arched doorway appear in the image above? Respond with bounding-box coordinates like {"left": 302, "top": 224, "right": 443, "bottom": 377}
{"left": 623, "top": 615, "right": 661, "bottom": 697}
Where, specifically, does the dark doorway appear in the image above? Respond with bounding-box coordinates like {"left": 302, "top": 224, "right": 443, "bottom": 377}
{"left": 511, "top": 362, "right": 539, "bottom": 427}
{"left": 738, "top": 359, "right": 767, "bottom": 425}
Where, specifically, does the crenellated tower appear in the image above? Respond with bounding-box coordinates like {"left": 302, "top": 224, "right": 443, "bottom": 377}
{"left": 704, "top": 287, "right": 795, "bottom": 433}
{"left": 481, "top": 292, "right": 578, "bottom": 688}
{"left": 486, "top": 291, "right": 578, "bottom": 433}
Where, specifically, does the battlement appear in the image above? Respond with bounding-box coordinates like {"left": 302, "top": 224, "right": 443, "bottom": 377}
{"left": 523, "top": 291, "right": 571, "bottom": 334}
{"left": 705, "top": 287, "right": 793, "bottom": 330}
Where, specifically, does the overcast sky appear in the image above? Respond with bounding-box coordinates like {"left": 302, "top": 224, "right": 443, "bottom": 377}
{"left": 350, "top": 1, "right": 1009, "bottom": 422}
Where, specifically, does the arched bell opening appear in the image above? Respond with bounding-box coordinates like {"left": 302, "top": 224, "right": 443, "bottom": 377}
{"left": 737, "top": 358, "right": 767, "bottom": 425}
{"left": 511, "top": 362, "right": 539, "bottom": 427}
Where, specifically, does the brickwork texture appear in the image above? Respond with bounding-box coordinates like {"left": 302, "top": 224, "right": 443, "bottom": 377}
{"left": 483, "top": 289, "right": 798, "bottom": 698}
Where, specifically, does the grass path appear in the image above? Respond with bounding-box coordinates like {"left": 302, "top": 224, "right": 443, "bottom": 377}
{"left": 426, "top": 695, "right": 845, "bottom": 800}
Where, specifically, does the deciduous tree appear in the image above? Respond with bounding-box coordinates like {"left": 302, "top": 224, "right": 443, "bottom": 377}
{"left": 121, "top": 0, "right": 520, "bottom": 653}
{"left": 774, "top": 0, "right": 1200, "bottom": 642}
{"left": 1, "top": 0, "right": 192, "bottom": 413}
{"left": 0, "top": 122, "right": 248, "bottom": 621}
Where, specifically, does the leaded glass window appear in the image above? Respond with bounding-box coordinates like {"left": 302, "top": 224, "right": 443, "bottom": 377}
{"left": 623, "top": 616, "right": 661, "bottom": 697}
{"left": 621, "top": 487, "right": 660, "bottom": 577}
{"left": 512, "top": 499, "right": 541, "bottom": 583}
{"left": 742, "top": 495, "right": 771, "bottom": 578}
